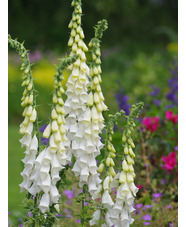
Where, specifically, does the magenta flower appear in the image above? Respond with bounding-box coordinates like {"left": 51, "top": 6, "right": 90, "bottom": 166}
{"left": 76, "top": 219, "right": 81, "bottom": 223}
{"left": 144, "top": 222, "right": 151, "bottom": 225}
{"left": 63, "top": 190, "right": 74, "bottom": 199}
{"left": 137, "top": 185, "right": 143, "bottom": 190}
{"left": 152, "top": 193, "right": 162, "bottom": 198}
{"left": 142, "top": 117, "right": 160, "bottom": 133}
{"left": 162, "top": 152, "right": 177, "bottom": 171}
{"left": 165, "top": 111, "right": 178, "bottom": 123}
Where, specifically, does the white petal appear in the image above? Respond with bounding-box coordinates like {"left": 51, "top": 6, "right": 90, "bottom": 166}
{"left": 91, "top": 106, "right": 99, "bottom": 121}
{"left": 40, "top": 174, "right": 51, "bottom": 193}
{"left": 72, "top": 161, "right": 81, "bottom": 176}
{"left": 89, "top": 210, "right": 100, "bottom": 226}
{"left": 102, "top": 190, "right": 114, "bottom": 209}
{"left": 103, "top": 176, "right": 110, "bottom": 191}
{"left": 25, "top": 122, "right": 33, "bottom": 135}
{"left": 88, "top": 157, "right": 97, "bottom": 175}
{"left": 39, "top": 193, "right": 50, "bottom": 213}
{"left": 50, "top": 185, "right": 60, "bottom": 204}
{"left": 105, "top": 212, "right": 114, "bottom": 227}
{"left": 35, "top": 149, "right": 45, "bottom": 166}
{"left": 40, "top": 164, "right": 50, "bottom": 181}
{"left": 30, "top": 134, "right": 38, "bottom": 151}
{"left": 125, "top": 191, "right": 134, "bottom": 205}
{"left": 128, "top": 182, "right": 138, "bottom": 196}
{"left": 29, "top": 183, "right": 41, "bottom": 195}
{"left": 43, "top": 148, "right": 54, "bottom": 165}
{"left": 19, "top": 134, "right": 32, "bottom": 148}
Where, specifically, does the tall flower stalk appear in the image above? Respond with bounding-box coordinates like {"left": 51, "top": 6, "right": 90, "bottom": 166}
{"left": 110, "top": 102, "right": 143, "bottom": 227}
{"left": 64, "top": 0, "right": 90, "bottom": 186}
{"left": 90, "top": 111, "right": 125, "bottom": 226}
{"left": 8, "top": 35, "right": 39, "bottom": 194}
{"left": 29, "top": 55, "right": 78, "bottom": 213}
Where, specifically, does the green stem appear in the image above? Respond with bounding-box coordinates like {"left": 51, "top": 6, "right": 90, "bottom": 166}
{"left": 99, "top": 208, "right": 102, "bottom": 226}
{"left": 81, "top": 185, "right": 86, "bottom": 227}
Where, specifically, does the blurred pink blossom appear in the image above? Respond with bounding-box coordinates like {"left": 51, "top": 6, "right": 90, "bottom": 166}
{"left": 162, "top": 152, "right": 177, "bottom": 171}
{"left": 142, "top": 116, "right": 160, "bottom": 132}
{"left": 165, "top": 111, "right": 178, "bottom": 123}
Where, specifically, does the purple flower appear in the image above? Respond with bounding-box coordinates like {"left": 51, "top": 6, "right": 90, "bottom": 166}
{"left": 115, "top": 83, "right": 131, "bottom": 115}
{"left": 141, "top": 214, "right": 151, "bottom": 221}
{"left": 136, "top": 204, "right": 143, "bottom": 209}
{"left": 166, "top": 205, "right": 172, "bottom": 209}
{"left": 17, "top": 217, "right": 22, "bottom": 222}
{"left": 66, "top": 200, "right": 70, "bottom": 205}
{"left": 169, "top": 223, "right": 174, "bottom": 226}
{"left": 28, "top": 51, "right": 42, "bottom": 63}
{"left": 19, "top": 224, "right": 23, "bottom": 227}
{"left": 40, "top": 137, "right": 49, "bottom": 145}
{"left": 63, "top": 190, "right": 74, "bottom": 199}
{"left": 174, "top": 146, "right": 178, "bottom": 151}
{"left": 150, "top": 85, "right": 160, "bottom": 96}
{"left": 152, "top": 193, "right": 162, "bottom": 198}
{"left": 161, "top": 179, "right": 166, "bottom": 185}
{"left": 144, "top": 222, "right": 151, "bottom": 225}
{"left": 152, "top": 99, "right": 161, "bottom": 107}
{"left": 56, "top": 213, "right": 63, "bottom": 217}
{"left": 8, "top": 211, "right": 11, "bottom": 215}
{"left": 76, "top": 219, "right": 81, "bottom": 223}
{"left": 143, "top": 205, "right": 152, "bottom": 210}
{"left": 66, "top": 214, "right": 72, "bottom": 218}
{"left": 39, "top": 124, "right": 49, "bottom": 145}
{"left": 64, "top": 209, "right": 71, "bottom": 213}
{"left": 39, "top": 124, "right": 47, "bottom": 133}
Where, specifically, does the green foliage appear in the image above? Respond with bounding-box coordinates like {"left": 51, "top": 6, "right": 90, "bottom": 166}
{"left": 8, "top": 0, "right": 177, "bottom": 53}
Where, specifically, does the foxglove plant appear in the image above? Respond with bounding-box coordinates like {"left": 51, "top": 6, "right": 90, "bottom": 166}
{"left": 64, "top": 0, "right": 90, "bottom": 187}
{"left": 65, "top": 0, "right": 107, "bottom": 200}
{"left": 29, "top": 55, "right": 78, "bottom": 213}
{"left": 8, "top": 0, "right": 144, "bottom": 225}
{"left": 90, "top": 111, "right": 125, "bottom": 226}
{"left": 109, "top": 103, "right": 143, "bottom": 227}
{"left": 8, "top": 35, "right": 39, "bottom": 194}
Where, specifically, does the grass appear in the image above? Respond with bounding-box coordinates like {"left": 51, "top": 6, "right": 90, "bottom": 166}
{"left": 8, "top": 124, "right": 26, "bottom": 214}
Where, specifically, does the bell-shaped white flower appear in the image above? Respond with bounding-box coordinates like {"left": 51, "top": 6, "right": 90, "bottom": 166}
{"left": 39, "top": 193, "right": 50, "bottom": 213}
{"left": 102, "top": 190, "right": 114, "bottom": 209}
{"left": 89, "top": 210, "right": 100, "bottom": 226}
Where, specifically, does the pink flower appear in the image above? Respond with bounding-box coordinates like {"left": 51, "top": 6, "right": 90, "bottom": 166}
{"left": 137, "top": 185, "right": 143, "bottom": 190}
{"left": 162, "top": 152, "right": 177, "bottom": 171}
{"left": 142, "top": 117, "right": 160, "bottom": 132}
{"left": 165, "top": 111, "right": 178, "bottom": 123}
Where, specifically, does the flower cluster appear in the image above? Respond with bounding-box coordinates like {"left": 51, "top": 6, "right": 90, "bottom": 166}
{"left": 149, "top": 85, "right": 161, "bottom": 107}
{"left": 142, "top": 116, "right": 160, "bottom": 133}
{"left": 166, "top": 64, "right": 178, "bottom": 107}
{"left": 8, "top": 36, "right": 39, "bottom": 194}
{"left": 28, "top": 56, "right": 78, "bottom": 213}
{"left": 90, "top": 103, "right": 143, "bottom": 226}
{"left": 162, "top": 151, "right": 177, "bottom": 171}
{"left": 90, "top": 111, "right": 124, "bottom": 226}
{"left": 64, "top": 0, "right": 91, "bottom": 190}
{"left": 165, "top": 111, "right": 178, "bottom": 124}
{"left": 109, "top": 103, "right": 143, "bottom": 227}
{"left": 115, "top": 85, "right": 131, "bottom": 115}
{"left": 65, "top": 2, "right": 108, "bottom": 199}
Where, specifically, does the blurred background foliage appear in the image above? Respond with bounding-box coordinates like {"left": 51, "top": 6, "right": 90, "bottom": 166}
{"left": 8, "top": 0, "right": 177, "bottom": 225}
